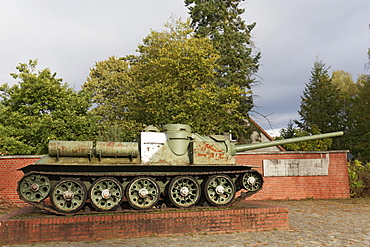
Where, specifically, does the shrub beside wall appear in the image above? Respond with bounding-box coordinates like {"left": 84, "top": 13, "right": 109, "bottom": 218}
{"left": 348, "top": 160, "right": 370, "bottom": 197}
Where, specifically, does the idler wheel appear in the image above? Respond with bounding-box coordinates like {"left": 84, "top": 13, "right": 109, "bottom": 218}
{"left": 126, "top": 177, "right": 160, "bottom": 210}
{"left": 18, "top": 174, "right": 50, "bottom": 203}
{"left": 240, "top": 171, "right": 263, "bottom": 192}
{"left": 50, "top": 178, "right": 87, "bottom": 214}
{"left": 204, "top": 174, "right": 235, "bottom": 206}
{"left": 89, "top": 177, "right": 123, "bottom": 211}
{"left": 168, "top": 176, "right": 200, "bottom": 208}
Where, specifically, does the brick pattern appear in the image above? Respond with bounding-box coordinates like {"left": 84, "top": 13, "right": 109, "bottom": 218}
{"left": 235, "top": 152, "right": 350, "bottom": 200}
{"left": 0, "top": 201, "right": 288, "bottom": 245}
{"left": 0, "top": 157, "right": 41, "bottom": 205}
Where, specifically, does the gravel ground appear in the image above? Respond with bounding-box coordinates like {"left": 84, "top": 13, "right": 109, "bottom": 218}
{"left": 4, "top": 198, "right": 370, "bottom": 247}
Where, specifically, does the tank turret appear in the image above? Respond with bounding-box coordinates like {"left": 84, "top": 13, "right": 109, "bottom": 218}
{"left": 17, "top": 124, "right": 343, "bottom": 215}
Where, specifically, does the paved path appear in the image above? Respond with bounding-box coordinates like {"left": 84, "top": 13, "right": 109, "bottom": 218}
{"left": 5, "top": 198, "right": 370, "bottom": 246}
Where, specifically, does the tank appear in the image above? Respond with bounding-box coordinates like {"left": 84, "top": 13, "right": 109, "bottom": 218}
{"left": 17, "top": 124, "right": 343, "bottom": 215}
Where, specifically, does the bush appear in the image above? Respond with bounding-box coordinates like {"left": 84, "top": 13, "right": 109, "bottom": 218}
{"left": 348, "top": 160, "right": 370, "bottom": 197}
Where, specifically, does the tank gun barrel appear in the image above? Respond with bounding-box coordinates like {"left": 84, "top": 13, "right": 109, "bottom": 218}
{"left": 235, "top": 131, "right": 344, "bottom": 153}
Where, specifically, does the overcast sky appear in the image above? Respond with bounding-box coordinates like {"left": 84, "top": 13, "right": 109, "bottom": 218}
{"left": 1, "top": 0, "right": 369, "bottom": 136}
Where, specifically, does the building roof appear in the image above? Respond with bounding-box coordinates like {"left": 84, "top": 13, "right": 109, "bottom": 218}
{"left": 248, "top": 117, "right": 285, "bottom": 152}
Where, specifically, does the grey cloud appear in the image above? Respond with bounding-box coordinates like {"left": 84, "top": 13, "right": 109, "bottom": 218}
{"left": 1, "top": 0, "right": 369, "bottom": 134}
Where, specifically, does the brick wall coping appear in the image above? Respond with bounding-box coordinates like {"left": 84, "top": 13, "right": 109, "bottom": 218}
{"left": 0, "top": 155, "right": 43, "bottom": 159}
{"left": 237, "top": 150, "right": 349, "bottom": 155}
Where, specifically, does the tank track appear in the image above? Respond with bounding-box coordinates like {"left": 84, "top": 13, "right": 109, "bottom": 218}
{"left": 18, "top": 169, "right": 262, "bottom": 216}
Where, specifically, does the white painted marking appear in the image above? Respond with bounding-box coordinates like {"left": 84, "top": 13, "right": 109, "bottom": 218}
{"left": 140, "top": 132, "right": 166, "bottom": 163}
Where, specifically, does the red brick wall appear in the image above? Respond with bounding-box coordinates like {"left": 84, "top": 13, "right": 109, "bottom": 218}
{"left": 0, "top": 151, "right": 350, "bottom": 205}
{"left": 235, "top": 151, "right": 350, "bottom": 200}
{"left": 0, "top": 201, "right": 288, "bottom": 245}
{"left": 0, "top": 156, "right": 42, "bottom": 205}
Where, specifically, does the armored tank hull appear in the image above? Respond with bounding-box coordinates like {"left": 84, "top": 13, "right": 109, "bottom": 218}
{"left": 17, "top": 124, "right": 343, "bottom": 215}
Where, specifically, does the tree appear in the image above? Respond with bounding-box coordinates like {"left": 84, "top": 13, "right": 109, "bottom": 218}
{"left": 0, "top": 60, "right": 98, "bottom": 154}
{"left": 297, "top": 60, "right": 344, "bottom": 135}
{"left": 347, "top": 74, "right": 370, "bottom": 160}
{"left": 331, "top": 70, "right": 357, "bottom": 97}
{"left": 278, "top": 120, "right": 332, "bottom": 151}
{"left": 296, "top": 60, "right": 369, "bottom": 153}
{"left": 351, "top": 28, "right": 370, "bottom": 160}
{"left": 185, "top": 0, "right": 261, "bottom": 137}
{"left": 0, "top": 123, "right": 32, "bottom": 155}
{"left": 82, "top": 57, "right": 140, "bottom": 141}
{"left": 84, "top": 19, "right": 249, "bottom": 140}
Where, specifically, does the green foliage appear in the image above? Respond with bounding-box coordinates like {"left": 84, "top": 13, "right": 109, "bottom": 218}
{"left": 297, "top": 60, "right": 344, "bottom": 134}
{"left": 279, "top": 121, "right": 332, "bottom": 151}
{"left": 185, "top": 0, "right": 260, "bottom": 139}
{"left": 82, "top": 57, "right": 141, "bottom": 141}
{"left": 295, "top": 53, "right": 370, "bottom": 158}
{"left": 0, "top": 124, "right": 33, "bottom": 155}
{"left": 343, "top": 25, "right": 370, "bottom": 160}
{"left": 0, "top": 60, "right": 99, "bottom": 154}
{"left": 345, "top": 75, "right": 370, "bottom": 161}
{"left": 331, "top": 70, "right": 358, "bottom": 97}
{"left": 84, "top": 18, "right": 251, "bottom": 140}
{"left": 96, "top": 125, "right": 127, "bottom": 142}
{"left": 327, "top": 70, "right": 370, "bottom": 160}
{"left": 348, "top": 160, "right": 370, "bottom": 197}
{"left": 185, "top": 0, "right": 260, "bottom": 88}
